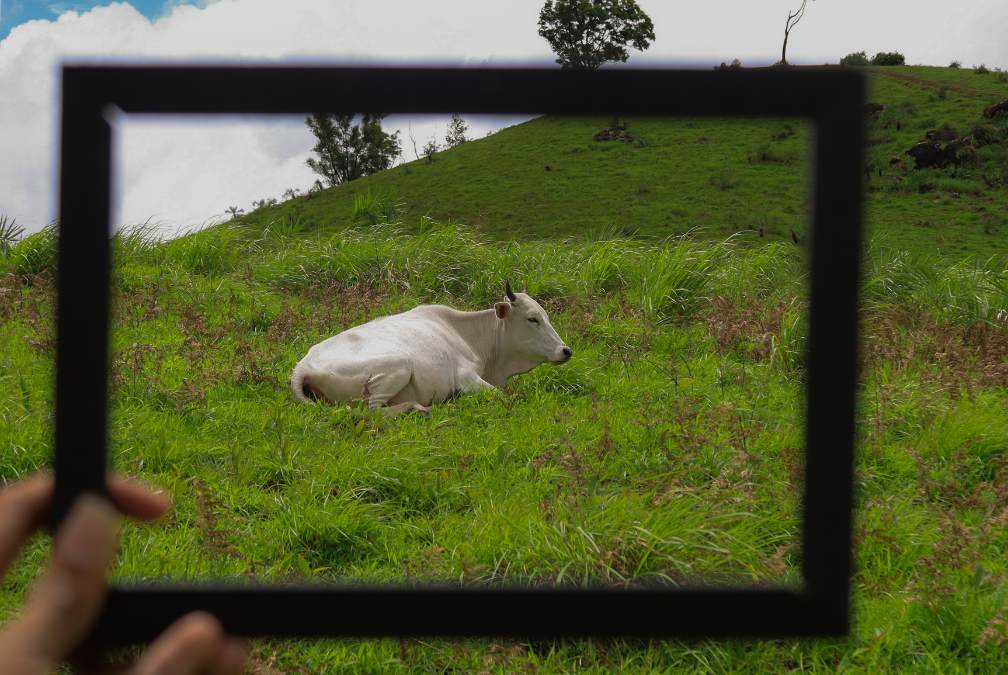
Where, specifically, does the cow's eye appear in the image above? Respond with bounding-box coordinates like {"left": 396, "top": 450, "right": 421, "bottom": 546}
{"left": 527, "top": 317, "right": 539, "bottom": 325}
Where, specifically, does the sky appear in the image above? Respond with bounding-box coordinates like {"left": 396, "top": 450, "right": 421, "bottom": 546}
{"left": 1, "top": 0, "right": 1006, "bottom": 236}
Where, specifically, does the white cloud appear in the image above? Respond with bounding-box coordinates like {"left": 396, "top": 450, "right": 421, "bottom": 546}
{"left": 1, "top": 0, "right": 1005, "bottom": 235}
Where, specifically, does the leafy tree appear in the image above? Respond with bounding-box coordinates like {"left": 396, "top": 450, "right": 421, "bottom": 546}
{"left": 537, "top": 0, "right": 655, "bottom": 71}
{"left": 445, "top": 113, "right": 469, "bottom": 148}
{"left": 422, "top": 137, "right": 439, "bottom": 163}
{"left": 871, "top": 51, "right": 905, "bottom": 66}
{"left": 840, "top": 51, "right": 869, "bottom": 67}
{"left": 305, "top": 113, "right": 401, "bottom": 187}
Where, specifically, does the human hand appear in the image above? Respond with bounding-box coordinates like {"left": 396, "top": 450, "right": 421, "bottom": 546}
{"left": 0, "top": 473, "right": 247, "bottom": 674}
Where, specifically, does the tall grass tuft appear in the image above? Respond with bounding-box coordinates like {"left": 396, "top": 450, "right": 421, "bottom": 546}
{"left": 634, "top": 239, "right": 719, "bottom": 322}
{"left": 162, "top": 224, "right": 241, "bottom": 276}
{"left": 864, "top": 245, "right": 1008, "bottom": 324}
{"left": 351, "top": 188, "right": 404, "bottom": 226}
{"left": 8, "top": 221, "right": 58, "bottom": 279}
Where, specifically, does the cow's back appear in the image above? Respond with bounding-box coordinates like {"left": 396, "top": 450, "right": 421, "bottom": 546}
{"left": 294, "top": 305, "right": 476, "bottom": 405}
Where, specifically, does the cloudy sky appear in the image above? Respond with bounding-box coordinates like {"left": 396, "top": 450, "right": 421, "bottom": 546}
{"left": 1, "top": 0, "right": 1006, "bottom": 236}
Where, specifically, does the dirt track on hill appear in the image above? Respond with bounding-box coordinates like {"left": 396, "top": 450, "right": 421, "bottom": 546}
{"left": 874, "top": 70, "right": 988, "bottom": 99}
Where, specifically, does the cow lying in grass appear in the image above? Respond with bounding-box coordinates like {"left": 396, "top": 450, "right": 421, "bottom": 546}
{"left": 291, "top": 282, "right": 572, "bottom": 415}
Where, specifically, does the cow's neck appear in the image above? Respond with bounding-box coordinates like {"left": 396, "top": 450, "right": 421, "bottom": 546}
{"left": 452, "top": 308, "right": 537, "bottom": 388}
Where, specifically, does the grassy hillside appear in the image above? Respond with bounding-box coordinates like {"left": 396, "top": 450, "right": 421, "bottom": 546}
{"left": 233, "top": 65, "right": 1008, "bottom": 258}
{"left": 0, "top": 65, "right": 1006, "bottom": 672}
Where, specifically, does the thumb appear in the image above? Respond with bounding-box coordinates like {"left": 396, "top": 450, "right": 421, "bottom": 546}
{"left": 4, "top": 494, "right": 119, "bottom": 671}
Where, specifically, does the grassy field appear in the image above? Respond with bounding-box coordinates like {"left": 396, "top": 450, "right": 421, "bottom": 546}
{"left": 0, "top": 65, "right": 1007, "bottom": 672}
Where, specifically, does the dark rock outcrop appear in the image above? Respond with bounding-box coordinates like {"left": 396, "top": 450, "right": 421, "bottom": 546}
{"left": 925, "top": 127, "right": 959, "bottom": 142}
{"left": 906, "top": 138, "right": 974, "bottom": 169}
{"left": 982, "top": 99, "right": 1008, "bottom": 118}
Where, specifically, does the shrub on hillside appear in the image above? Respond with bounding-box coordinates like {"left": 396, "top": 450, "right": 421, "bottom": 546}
{"left": 771, "top": 124, "right": 795, "bottom": 141}
{"left": 974, "top": 64, "right": 990, "bottom": 75}
{"left": 444, "top": 113, "right": 468, "bottom": 149}
{"left": 871, "top": 52, "right": 905, "bottom": 66}
{"left": 708, "top": 168, "right": 739, "bottom": 190}
{"left": 948, "top": 60, "right": 961, "bottom": 69}
{"left": 422, "top": 138, "right": 439, "bottom": 163}
{"left": 840, "top": 51, "right": 870, "bottom": 66}
{"left": 969, "top": 124, "right": 1003, "bottom": 147}
{"left": 714, "top": 59, "right": 742, "bottom": 71}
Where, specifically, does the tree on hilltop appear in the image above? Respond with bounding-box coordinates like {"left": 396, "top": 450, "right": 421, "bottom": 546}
{"left": 779, "top": 0, "right": 813, "bottom": 66}
{"left": 537, "top": 0, "right": 655, "bottom": 71}
{"left": 305, "top": 113, "right": 401, "bottom": 187}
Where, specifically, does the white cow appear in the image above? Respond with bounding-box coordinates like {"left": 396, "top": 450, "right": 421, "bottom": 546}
{"left": 290, "top": 282, "right": 572, "bottom": 415}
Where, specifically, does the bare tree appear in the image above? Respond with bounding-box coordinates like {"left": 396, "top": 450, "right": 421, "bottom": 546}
{"left": 780, "top": 0, "right": 812, "bottom": 66}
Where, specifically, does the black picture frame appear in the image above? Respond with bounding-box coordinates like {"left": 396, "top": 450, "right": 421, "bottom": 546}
{"left": 53, "top": 65, "right": 863, "bottom": 643}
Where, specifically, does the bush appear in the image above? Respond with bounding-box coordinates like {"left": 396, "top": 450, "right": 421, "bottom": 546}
{"left": 708, "top": 168, "right": 738, "bottom": 190}
{"left": 948, "top": 60, "right": 961, "bottom": 69}
{"left": 974, "top": 64, "right": 990, "bottom": 75}
{"left": 840, "top": 51, "right": 870, "bottom": 67}
{"left": 771, "top": 124, "right": 795, "bottom": 141}
{"left": 871, "top": 51, "right": 905, "bottom": 66}
{"left": 969, "top": 124, "right": 1002, "bottom": 147}
{"left": 714, "top": 59, "right": 742, "bottom": 71}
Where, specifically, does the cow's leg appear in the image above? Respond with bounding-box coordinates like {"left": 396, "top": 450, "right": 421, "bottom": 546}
{"left": 362, "top": 365, "right": 428, "bottom": 416}
{"left": 380, "top": 401, "right": 431, "bottom": 417}
{"left": 456, "top": 370, "right": 498, "bottom": 394}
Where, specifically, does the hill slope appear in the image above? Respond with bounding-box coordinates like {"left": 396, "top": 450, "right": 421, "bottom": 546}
{"left": 236, "top": 65, "right": 1008, "bottom": 257}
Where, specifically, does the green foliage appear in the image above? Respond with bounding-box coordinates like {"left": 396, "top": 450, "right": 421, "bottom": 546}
{"left": 634, "top": 238, "right": 718, "bottom": 321}
{"left": 162, "top": 225, "right": 240, "bottom": 276}
{"left": 305, "top": 113, "right": 401, "bottom": 187}
{"left": 0, "top": 214, "right": 25, "bottom": 256}
{"left": 708, "top": 168, "right": 739, "bottom": 190}
{"left": 421, "top": 137, "right": 438, "bottom": 163}
{"left": 840, "top": 50, "right": 870, "bottom": 66}
{"left": 537, "top": 0, "right": 655, "bottom": 70}
{"left": 970, "top": 123, "right": 1003, "bottom": 147}
{"left": 864, "top": 245, "right": 1008, "bottom": 324}
{"left": 8, "top": 223, "right": 57, "bottom": 279}
{"left": 974, "top": 64, "right": 990, "bottom": 75}
{"left": 872, "top": 51, "right": 906, "bottom": 66}
{"left": 444, "top": 113, "right": 468, "bottom": 149}
{"left": 351, "top": 189, "right": 404, "bottom": 226}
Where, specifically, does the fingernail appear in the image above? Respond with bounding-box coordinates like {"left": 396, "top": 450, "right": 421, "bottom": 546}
{"left": 56, "top": 494, "right": 119, "bottom": 571}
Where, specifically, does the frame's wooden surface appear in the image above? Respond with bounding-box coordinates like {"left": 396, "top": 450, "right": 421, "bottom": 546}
{"left": 54, "top": 66, "right": 863, "bottom": 641}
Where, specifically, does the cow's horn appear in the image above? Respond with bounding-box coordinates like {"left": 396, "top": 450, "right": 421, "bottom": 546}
{"left": 505, "top": 280, "right": 516, "bottom": 302}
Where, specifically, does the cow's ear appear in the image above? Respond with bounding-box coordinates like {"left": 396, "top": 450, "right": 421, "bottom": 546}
{"left": 494, "top": 301, "right": 511, "bottom": 319}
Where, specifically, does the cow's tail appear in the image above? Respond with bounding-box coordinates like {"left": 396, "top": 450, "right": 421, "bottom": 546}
{"left": 290, "top": 364, "right": 317, "bottom": 403}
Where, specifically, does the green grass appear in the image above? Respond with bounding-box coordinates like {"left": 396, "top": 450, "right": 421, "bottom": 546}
{"left": 1, "top": 64, "right": 1007, "bottom": 672}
